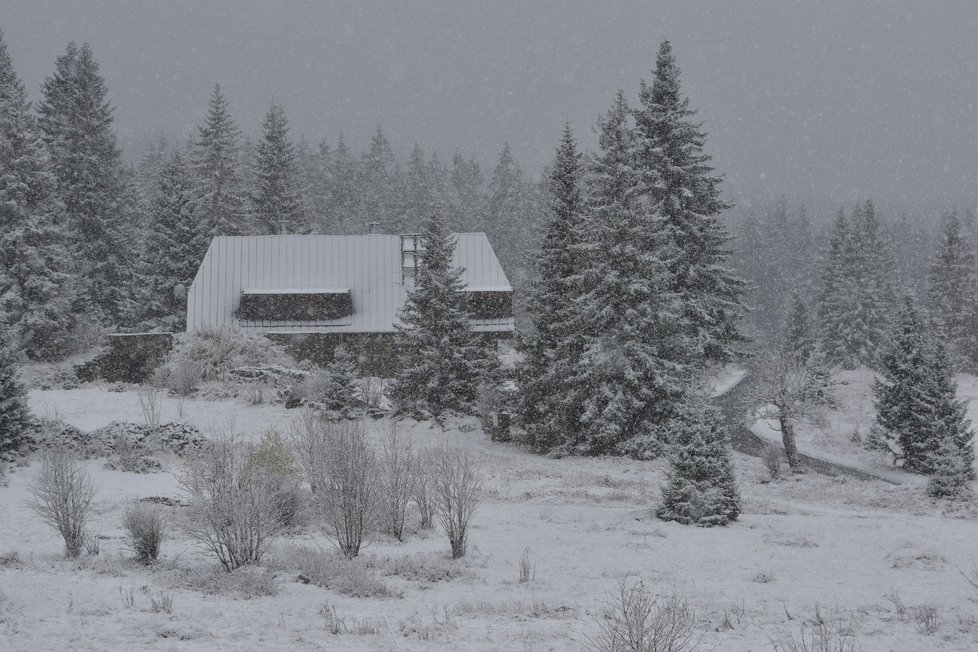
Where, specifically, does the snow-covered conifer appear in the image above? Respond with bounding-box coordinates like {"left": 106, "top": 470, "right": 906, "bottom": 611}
{"left": 38, "top": 42, "right": 133, "bottom": 324}
{"left": 518, "top": 125, "right": 587, "bottom": 448}
{"left": 0, "top": 31, "right": 75, "bottom": 358}
{"left": 192, "top": 85, "right": 249, "bottom": 237}
{"left": 0, "top": 334, "right": 33, "bottom": 458}
{"left": 657, "top": 390, "right": 739, "bottom": 526}
{"left": 253, "top": 104, "right": 301, "bottom": 234}
{"left": 392, "top": 205, "right": 481, "bottom": 417}
{"left": 928, "top": 212, "right": 978, "bottom": 371}
{"left": 874, "top": 298, "right": 974, "bottom": 476}
{"left": 632, "top": 40, "right": 747, "bottom": 364}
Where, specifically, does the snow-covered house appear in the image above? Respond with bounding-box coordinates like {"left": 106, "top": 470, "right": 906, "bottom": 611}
{"left": 185, "top": 234, "right": 514, "bottom": 358}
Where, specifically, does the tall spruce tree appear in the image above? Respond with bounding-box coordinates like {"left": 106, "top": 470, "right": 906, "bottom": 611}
{"left": 360, "top": 127, "right": 403, "bottom": 233}
{"left": 253, "top": 103, "right": 301, "bottom": 234}
{"left": 0, "top": 31, "right": 75, "bottom": 359}
{"left": 873, "top": 298, "right": 974, "bottom": 476}
{"left": 657, "top": 389, "right": 739, "bottom": 527}
{"left": 140, "top": 150, "right": 204, "bottom": 330}
{"left": 518, "top": 125, "right": 587, "bottom": 448}
{"left": 192, "top": 85, "right": 248, "bottom": 237}
{"left": 632, "top": 40, "right": 747, "bottom": 364}
{"left": 38, "top": 42, "right": 132, "bottom": 323}
{"left": 392, "top": 205, "right": 481, "bottom": 417}
{"left": 783, "top": 294, "right": 815, "bottom": 361}
{"left": 566, "top": 91, "right": 687, "bottom": 456}
{"left": 928, "top": 212, "right": 978, "bottom": 371}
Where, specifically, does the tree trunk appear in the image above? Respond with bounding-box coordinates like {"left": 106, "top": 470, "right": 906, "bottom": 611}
{"left": 780, "top": 415, "right": 801, "bottom": 471}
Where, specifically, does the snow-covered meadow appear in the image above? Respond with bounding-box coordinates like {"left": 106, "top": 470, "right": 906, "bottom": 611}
{"left": 1, "top": 372, "right": 977, "bottom": 652}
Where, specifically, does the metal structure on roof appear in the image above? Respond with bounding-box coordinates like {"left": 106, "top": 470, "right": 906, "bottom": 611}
{"left": 186, "top": 233, "right": 514, "bottom": 335}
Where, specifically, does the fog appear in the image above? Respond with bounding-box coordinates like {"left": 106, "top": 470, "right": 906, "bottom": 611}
{"left": 4, "top": 0, "right": 977, "bottom": 213}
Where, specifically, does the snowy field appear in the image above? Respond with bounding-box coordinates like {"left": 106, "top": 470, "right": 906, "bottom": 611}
{"left": 1, "top": 377, "right": 977, "bottom": 651}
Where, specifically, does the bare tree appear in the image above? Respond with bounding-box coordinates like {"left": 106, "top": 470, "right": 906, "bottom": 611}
{"left": 290, "top": 410, "right": 332, "bottom": 495}
{"left": 181, "top": 434, "right": 283, "bottom": 571}
{"left": 587, "top": 579, "right": 699, "bottom": 652}
{"left": 136, "top": 386, "right": 162, "bottom": 428}
{"left": 751, "top": 351, "right": 835, "bottom": 471}
{"left": 378, "top": 422, "right": 415, "bottom": 541}
{"left": 306, "top": 419, "right": 378, "bottom": 558}
{"left": 434, "top": 446, "right": 483, "bottom": 559}
{"left": 29, "top": 450, "right": 96, "bottom": 558}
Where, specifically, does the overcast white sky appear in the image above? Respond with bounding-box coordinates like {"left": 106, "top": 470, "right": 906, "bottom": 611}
{"left": 4, "top": 0, "right": 977, "bottom": 215}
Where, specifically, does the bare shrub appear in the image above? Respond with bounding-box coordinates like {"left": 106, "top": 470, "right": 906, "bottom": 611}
{"left": 378, "top": 423, "right": 415, "bottom": 541}
{"left": 912, "top": 605, "right": 940, "bottom": 635}
{"left": 412, "top": 449, "right": 437, "bottom": 530}
{"left": 150, "top": 591, "right": 173, "bottom": 614}
{"left": 770, "top": 619, "right": 860, "bottom": 652}
{"left": 518, "top": 548, "right": 533, "bottom": 583}
{"left": 587, "top": 579, "right": 698, "bottom": 652}
{"left": 303, "top": 419, "right": 378, "bottom": 558}
{"left": 167, "top": 565, "right": 279, "bottom": 598}
{"left": 433, "top": 446, "right": 483, "bottom": 559}
{"left": 320, "top": 602, "right": 382, "bottom": 635}
{"left": 762, "top": 445, "right": 784, "bottom": 481}
{"left": 136, "top": 387, "right": 162, "bottom": 428}
{"left": 180, "top": 435, "right": 283, "bottom": 571}
{"left": 122, "top": 501, "right": 166, "bottom": 564}
{"left": 290, "top": 410, "right": 331, "bottom": 495}
{"left": 28, "top": 450, "right": 96, "bottom": 558}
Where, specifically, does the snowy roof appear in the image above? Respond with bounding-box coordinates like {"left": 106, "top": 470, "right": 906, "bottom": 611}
{"left": 186, "top": 233, "right": 514, "bottom": 335}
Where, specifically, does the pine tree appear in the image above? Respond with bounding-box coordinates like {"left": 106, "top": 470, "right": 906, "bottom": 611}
{"left": 360, "top": 127, "right": 403, "bottom": 233}
{"left": 518, "top": 125, "right": 587, "bottom": 448}
{"left": 253, "top": 104, "right": 301, "bottom": 234}
{"left": 192, "top": 85, "right": 248, "bottom": 237}
{"left": 392, "top": 205, "right": 482, "bottom": 417}
{"left": 632, "top": 40, "right": 747, "bottom": 364}
{"left": 0, "top": 30, "right": 75, "bottom": 359}
{"left": 404, "top": 143, "right": 434, "bottom": 233}
{"left": 0, "top": 334, "right": 33, "bottom": 458}
{"left": 783, "top": 294, "right": 815, "bottom": 361}
{"left": 657, "top": 390, "right": 739, "bottom": 527}
{"left": 327, "top": 135, "right": 360, "bottom": 234}
{"left": 873, "top": 298, "right": 974, "bottom": 475}
{"left": 320, "top": 344, "right": 359, "bottom": 411}
{"left": 566, "top": 93, "right": 687, "bottom": 456}
{"left": 928, "top": 212, "right": 978, "bottom": 370}
{"left": 448, "top": 153, "right": 483, "bottom": 232}
{"left": 38, "top": 42, "right": 133, "bottom": 324}
{"left": 140, "top": 150, "right": 205, "bottom": 330}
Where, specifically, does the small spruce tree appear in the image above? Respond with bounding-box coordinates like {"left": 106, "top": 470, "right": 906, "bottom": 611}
{"left": 657, "top": 390, "right": 739, "bottom": 527}
{"left": 320, "top": 344, "right": 359, "bottom": 412}
{"left": 873, "top": 298, "right": 975, "bottom": 475}
{"left": 0, "top": 335, "right": 33, "bottom": 458}
{"left": 392, "top": 205, "right": 481, "bottom": 418}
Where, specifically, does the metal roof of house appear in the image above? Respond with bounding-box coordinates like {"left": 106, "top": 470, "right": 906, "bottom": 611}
{"left": 186, "top": 233, "right": 514, "bottom": 335}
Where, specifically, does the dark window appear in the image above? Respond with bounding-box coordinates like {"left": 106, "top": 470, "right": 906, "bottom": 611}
{"left": 236, "top": 291, "right": 354, "bottom": 321}
{"left": 466, "top": 291, "right": 513, "bottom": 319}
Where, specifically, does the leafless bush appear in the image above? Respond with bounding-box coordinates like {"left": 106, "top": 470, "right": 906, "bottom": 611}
{"left": 770, "top": 620, "right": 860, "bottom": 652}
{"left": 378, "top": 423, "right": 415, "bottom": 541}
{"left": 167, "top": 358, "right": 202, "bottom": 396}
{"left": 357, "top": 377, "right": 386, "bottom": 409}
{"left": 883, "top": 592, "right": 906, "bottom": 618}
{"left": 28, "top": 450, "right": 96, "bottom": 558}
{"left": 912, "top": 605, "right": 940, "bottom": 635}
{"left": 167, "top": 564, "right": 280, "bottom": 598}
{"left": 412, "top": 449, "right": 436, "bottom": 530}
{"left": 433, "top": 446, "right": 483, "bottom": 559}
{"left": 137, "top": 387, "right": 162, "bottom": 428}
{"left": 305, "top": 419, "right": 379, "bottom": 558}
{"left": 587, "top": 579, "right": 698, "bottom": 652}
{"left": 83, "top": 531, "right": 101, "bottom": 556}
{"left": 150, "top": 591, "right": 173, "bottom": 614}
{"left": 122, "top": 501, "right": 166, "bottom": 564}
{"left": 180, "top": 434, "right": 283, "bottom": 571}
{"left": 290, "top": 411, "right": 331, "bottom": 495}
{"left": 320, "top": 602, "right": 383, "bottom": 635}
{"left": 518, "top": 548, "right": 533, "bottom": 583}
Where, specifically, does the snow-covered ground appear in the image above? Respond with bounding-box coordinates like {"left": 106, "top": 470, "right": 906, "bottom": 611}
{"left": 1, "top": 381, "right": 977, "bottom": 651}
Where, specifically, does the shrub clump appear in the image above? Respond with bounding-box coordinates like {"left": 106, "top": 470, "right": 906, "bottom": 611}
{"left": 121, "top": 501, "right": 166, "bottom": 563}
{"left": 161, "top": 326, "right": 295, "bottom": 382}
{"left": 28, "top": 450, "right": 96, "bottom": 558}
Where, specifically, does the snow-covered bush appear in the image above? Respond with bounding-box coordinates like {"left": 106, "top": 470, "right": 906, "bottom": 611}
{"left": 412, "top": 449, "right": 437, "bottom": 530}
{"left": 121, "top": 501, "right": 166, "bottom": 564}
{"left": 181, "top": 435, "right": 284, "bottom": 571}
{"left": 28, "top": 449, "right": 96, "bottom": 558}
{"left": 250, "top": 430, "right": 308, "bottom": 530}
{"left": 161, "top": 326, "right": 295, "bottom": 382}
{"left": 288, "top": 345, "right": 360, "bottom": 412}
{"left": 269, "top": 546, "right": 396, "bottom": 599}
